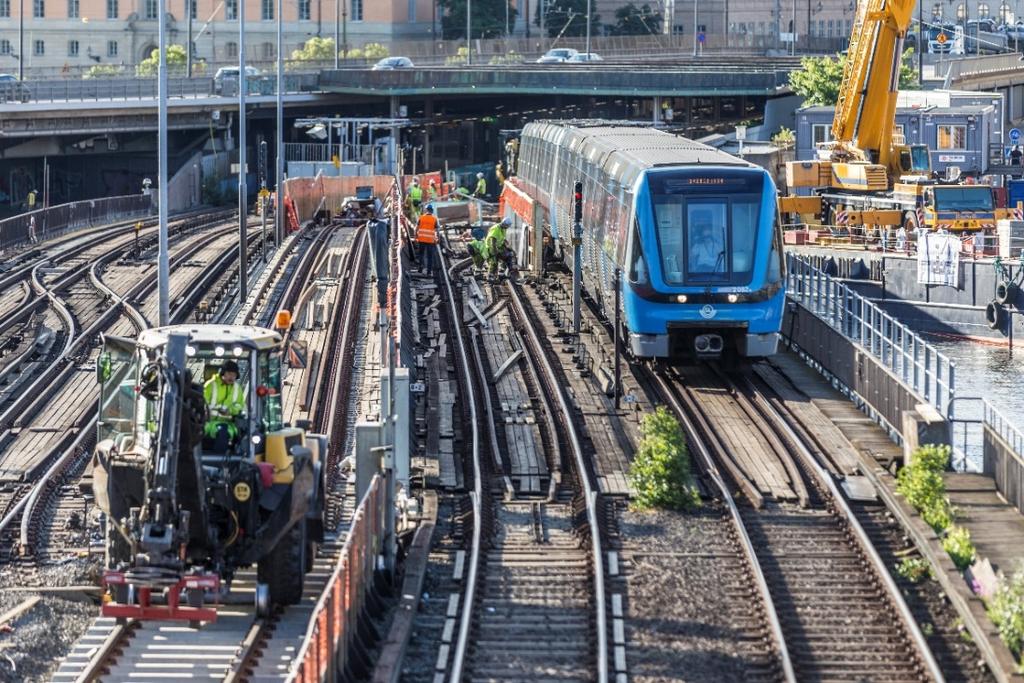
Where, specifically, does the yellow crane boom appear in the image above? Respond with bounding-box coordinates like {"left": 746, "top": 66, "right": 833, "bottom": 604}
{"left": 831, "top": 0, "right": 917, "bottom": 180}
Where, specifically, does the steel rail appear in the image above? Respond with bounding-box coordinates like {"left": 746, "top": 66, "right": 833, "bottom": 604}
{"left": 438, "top": 244, "right": 484, "bottom": 683}
{"left": 72, "top": 621, "right": 138, "bottom": 683}
{"left": 736, "top": 372, "right": 945, "bottom": 683}
{"left": 505, "top": 282, "right": 609, "bottom": 683}
{"left": 650, "top": 371, "right": 796, "bottom": 683}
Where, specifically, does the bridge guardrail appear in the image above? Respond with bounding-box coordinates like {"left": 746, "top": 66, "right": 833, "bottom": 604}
{"left": 786, "top": 252, "right": 956, "bottom": 418}
{"left": 0, "top": 194, "right": 151, "bottom": 251}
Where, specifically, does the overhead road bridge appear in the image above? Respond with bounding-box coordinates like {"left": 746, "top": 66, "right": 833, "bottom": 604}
{"left": 319, "top": 59, "right": 799, "bottom": 99}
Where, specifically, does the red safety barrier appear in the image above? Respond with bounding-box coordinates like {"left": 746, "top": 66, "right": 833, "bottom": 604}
{"left": 289, "top": 475, "right": 387, "bottom": 682}
{"left": 499, "top": 177, "right": 535, "bottom": 224}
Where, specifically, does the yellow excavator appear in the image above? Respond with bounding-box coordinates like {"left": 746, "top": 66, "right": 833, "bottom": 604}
{"left": 782, "top": 0, "right": 1000, "bottom": 233}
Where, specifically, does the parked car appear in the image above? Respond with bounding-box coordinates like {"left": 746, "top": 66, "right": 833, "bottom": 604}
{"left": 536, "top": 48, "right": 578, "bottom": 63}
{"left": 372, "top": 57, "right": 414, "bottom": 70}
{"left": 213, "top": 66, "right": 262, "bottom": 94}
{"left": 0, "top": 74, "right": 30, "bottom": 103}
{"left": 567, "top": 52, "right": 603, "bottom": 63}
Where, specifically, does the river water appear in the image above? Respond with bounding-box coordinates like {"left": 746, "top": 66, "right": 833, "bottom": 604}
{"left": 928, "top": 338, "right": 1024, "bottom": 470}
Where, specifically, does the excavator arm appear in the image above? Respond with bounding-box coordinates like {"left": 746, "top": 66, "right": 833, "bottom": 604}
{"left": 831, "top": 0, "right": 917, "bottom": 176}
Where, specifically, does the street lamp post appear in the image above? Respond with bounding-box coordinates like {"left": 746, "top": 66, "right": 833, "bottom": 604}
{"left": 276, "top": 0, "right": 284, "bottom": 246}
{"left": 18, "top": 0, "right": 24, "bottom": 81}
{"left": 238, "top": 0, "right": 248, "bottom": 304}
{"left": 186, "top": 0, "right": 193, "bottom": 78}
{"left": 693, "top": 0, "right": 698, "bottom": 56}
{"left": 586, "top": 0, "right": 591, "bottom": 56}
{"left": 466, "top": 0, "right": 472, "bottom": 65}
{"left": 334, "top": 0, "right": 339, "bottom": 68}
{"left": 158, "top": 0, "right": 170, "bottom": 324}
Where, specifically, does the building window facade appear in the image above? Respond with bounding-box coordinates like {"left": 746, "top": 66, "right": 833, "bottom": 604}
{"left": 34, "top": 39, "right": 45, "bottom": 55}
{"left": 812, "top": 124, "right": 833, "bottom": 145}
{"left": 351, "top": 0, "right": 362, "bottom": 21}
{"left": 0, "top": 39, "right": 11, "bottom": 55}
{"left": 33, "top": 0, "right": 44, "bottom": 18}
{"left": 937, "top": 125, "right": 967, "bottom": 149}
{"left": 1000, "top": 2, "right": 1013, "bottom": 22}
{"left": 978, "top": 3, "right": 990, "bottom": 17}
{"left": 226, "top": 41, "right": 238, "bottom": 57}
{"left": 298, "top": 0, "right": 310, "bottom": 20}
{"left": 67, "top": 0, "right": 77, "bottom": 17}
{"left": 107, "top": 40, "right": 118, "bottom": 56}
{"left": 262, "top": 41, "right": 274, "bottom": 59}
{"left": 225, "top": 0, "right": 236, "bottom": 19}
{"left": 407, "top": 0, "right": 415, "bottom": 21}
{"left": 261, "top": 0, "right": 272, "bottom": 20}
{"left": 932, "top": 3, "right": 942, "bottom": 19}
{"left": 956, "top": 3, "right": 966, "bottom": 19}
{"left": 68, "top": 39, "right": 78, "bottom": 55}
{"left": 144, "top": 0, "right": 157, "bottom": 19}
{"left": 0, "top": 0, "right": 9, "bottom": 17}
{"left": 106, "top": 0, "right": 117, "bottom": 17}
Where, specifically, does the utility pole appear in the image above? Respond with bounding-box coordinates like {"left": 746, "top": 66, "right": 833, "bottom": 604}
{"left": 158, "top": 0, "right": 170, "bottom": 325}
{"left": 334, "top": 0, "right": 339, "bottom": 67}
{"left": 572, "top": 181, "right": 582, "bottom": 335}
{"left": 238, "top": 0, "right": 248, "bottom": 304}
{"left": 791, "top": 0, "right": 796, "bottom": 55}
{"left": 276, "top": 0, "right": 284, "bottom": 246}
{"left": 466, "top": 0, "right": 472, "bottom": 65}
{"left": 342, "top": 6, "right": 347, "bottom": 58}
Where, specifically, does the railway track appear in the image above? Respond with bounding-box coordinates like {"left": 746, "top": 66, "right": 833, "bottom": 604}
{"left": 653, "top": 364, "right": 944, "bottom": 682}
{"left": 43, "top": 220, "right": 370, "bottom": 682}
{"left": 434, "top": 248, "right": 609, "bottom": 681}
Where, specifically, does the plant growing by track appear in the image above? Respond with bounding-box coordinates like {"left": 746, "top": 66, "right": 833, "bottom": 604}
{"left": 896, "top": 444, "right": 954, "bottom": 533}
{"left": 629, "top": 406, "right": 700, "bottom": 511}
{"left": 987, "top": 564, "right": 1024, "bottom": 666}
{"left": 942, "top": 526, "right": 976, "bottom": 570}
{"left": 896, "top": 557, "right": 933, "bottom": 584}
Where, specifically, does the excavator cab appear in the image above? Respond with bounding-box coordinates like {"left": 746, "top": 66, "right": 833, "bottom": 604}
{"left": 87, "top": 324, "right": 327, "bottom": 623}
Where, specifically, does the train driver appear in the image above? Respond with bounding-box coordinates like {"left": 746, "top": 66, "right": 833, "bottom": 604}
{"left": 690, "top": 211, "right": 726, "bottom": 274}
{"left": 204, "top": 360, "right": 245, "bottom": 453}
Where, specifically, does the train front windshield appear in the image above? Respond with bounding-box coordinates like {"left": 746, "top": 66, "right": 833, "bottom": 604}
{"left": 649, "top": 170, "right": 764, "bottom": 286}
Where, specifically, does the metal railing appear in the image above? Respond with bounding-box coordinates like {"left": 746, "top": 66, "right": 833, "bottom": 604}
{"left": 289, "top": 474, "right": 387, "bottom": 683}
{"left": 786, "top": 253, "right": 956, "bottom": 417}
{"left": 0, "top": 194, "right": 151, "bottom": 251}
{"left": 985, "top": 401, "right": 1024, "bottom": 458}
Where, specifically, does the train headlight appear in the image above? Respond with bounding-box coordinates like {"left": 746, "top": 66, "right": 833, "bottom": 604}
{"left": 676, "top": 295, "right": 688, "bottom": 303}
{"left": 727, "top": 294, "right": 739, "bottom": 303}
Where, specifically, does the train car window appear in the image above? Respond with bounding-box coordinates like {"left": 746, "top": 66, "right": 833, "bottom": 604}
{"left": 654, "top": 196, "right": 685, "bottom": 281}
{"left": 628, "top": 219, "right": 648, "bottom": 284}
{"left": 731, "top": 201, "right": 759, "bottom": 277}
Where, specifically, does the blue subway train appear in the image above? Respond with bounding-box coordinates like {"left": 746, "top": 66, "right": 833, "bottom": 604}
{"left": 516, "top": 121, "right": 785, "bottom": 360}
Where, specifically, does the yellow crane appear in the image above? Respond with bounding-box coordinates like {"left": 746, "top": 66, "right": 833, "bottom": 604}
{"left": 783, "top": 0, "right": 999, "bottom": 233}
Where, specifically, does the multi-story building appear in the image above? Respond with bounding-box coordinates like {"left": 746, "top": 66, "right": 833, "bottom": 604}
{"left": 0, "top": 0, "right": 437, "bottom": 72}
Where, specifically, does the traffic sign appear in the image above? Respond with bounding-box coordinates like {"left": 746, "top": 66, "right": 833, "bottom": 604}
{"left": 1010, "top": 128, "right": 1021, "bottom": 144}
{"left": 937, "top": 32, "right": 948, "bottom": 44}
{"left": 697, "top": 31, "right": 706, "bottom": 43}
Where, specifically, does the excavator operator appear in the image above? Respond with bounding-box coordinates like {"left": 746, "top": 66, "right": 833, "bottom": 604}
{"left": 203, "top": 360, "right": 245, "bottom": 453}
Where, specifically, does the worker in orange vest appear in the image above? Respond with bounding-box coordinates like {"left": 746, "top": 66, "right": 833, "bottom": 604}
{"left": 416, "top": 203, "right": 440, "bottom": 276}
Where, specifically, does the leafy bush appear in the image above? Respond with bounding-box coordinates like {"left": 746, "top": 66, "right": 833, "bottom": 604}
{"left": 291, "top": 36, "right": 336, "bottom": 62}
{"left": 988, "top": 565, "right": 1024, "bottom": 661}
{"left": 629, "top": 406, "right": 700, "bottom": 511}
{"left": 362, "top": 43, "right": 389, "bottom": 59}
{"left": 83, "top": 64, "right": 122, "bottom": 79}
{"left": 446, "top": 47, "right": 470, "bottom": 66}
{"left": 896, "top": 557, "right": 933, "bottom": 584}
{"left": 942, "top": 526, "right": 976, "bottom": 571}
{"left": 771, "top": 126, "right": 796, "bottom": 149}
{"left": 897, "top": 444, "right": 953, "bottom": 533}
{"left": 489, "top": 51, "right": 522, "bottom": 65}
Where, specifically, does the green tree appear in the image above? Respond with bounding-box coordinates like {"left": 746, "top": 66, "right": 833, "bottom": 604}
{"left": 534, "top": 0, "right": 601, "bottom": 38}
{"left": 136, "top": 44, "right": 188, "bottom": 77}
{"left": 439, "top": 0, "right": 517, "bottom": 40}
{"left": 628, "top": 406, "right": 700, "bottom": 511}
{"left": 291, "top": 36, "right": 336, "bottom": 62}
{"left": 789, "top": 49, "right": 920, "bottom": 106}
{"left": 362, "top": 43, "right": 390, "bottom": 59}
{"left": 608, "top": 2, "right": 662, "bottom": 36}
